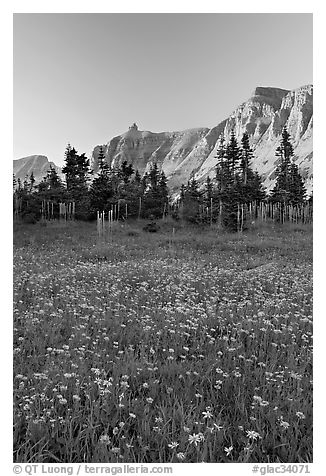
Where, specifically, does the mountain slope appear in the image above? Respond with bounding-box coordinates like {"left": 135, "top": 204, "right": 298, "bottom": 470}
{"left": 13, "top": 155, "right": 63, "bottom": 184}
{"left": 93, "top": 85, "right": 313, "bottom": 194}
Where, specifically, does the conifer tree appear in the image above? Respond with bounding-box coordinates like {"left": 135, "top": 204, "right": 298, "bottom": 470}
{"left": 180, "top": 177, "right": 202, "bottom": 223}
{"left": 23, "top": 176, "right": 29, "bottom": 192}
{"left": 29, "top": 172, "right": 36, "bottom": 193}
{"left": 239, "top": 132, "right": 265, "bottom": 203}
{"left": 179, "top": 184, "right": 186, "bottom": 201}
{"left": 288, "top": 162, "right": 306, "bottom": 204}
{"left": 142, "top": 163, "right": 167, "bottom": 218}
{"left": 89, "top": 150, "right": 114, "bottom": 216}
{"left": 271, "top": 127, "right": 306, "bottom": 204}
{"left": 240, "top": 132, "right": 252, "bottom": 186}
{"left": 225, "top": 130, "right": 241, "bottom": 177}
{"left": 149, "top": 162, "right": 160, "bottom": 189}
{"left": 120, "top": 161, "right": 134, "bottom": 184}
{"left": 38, "top": 165, "right": 66, "bottom": 204}
{"left": 134, "top": 170, "right": 141, "bottom": 184}
{"left": 185, "top": 177, "right": 201, "bottom": 201}
{"left": 62, "top": 145, "right": 90, "bottom": 200}
{"left": 158, "top": 170, "right": 169, "bottom": 202}
{"left": 215, "top": 134, "right": 229, "bottom": 194}
{"left": 204, "top": 176, "right": 213, "bottom": 205}
{"left": 97, "top": 146, "right": 110, "bottom": 177}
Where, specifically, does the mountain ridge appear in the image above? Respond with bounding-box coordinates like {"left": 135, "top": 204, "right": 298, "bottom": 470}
{"left": 92, "top": 84, "right": 312, "bottom": 194}
{"left": 13, "top": 155, "right": 63, "bottom": 184}
{"left": 13, "top": 84, "right": 313, "bottom": 195}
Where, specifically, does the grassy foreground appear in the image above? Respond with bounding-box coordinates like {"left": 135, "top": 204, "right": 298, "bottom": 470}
{"left": 13, "top": 219, "right": 313, "bottom": 463}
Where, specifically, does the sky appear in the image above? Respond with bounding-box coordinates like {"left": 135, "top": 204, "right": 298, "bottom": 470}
{"left": 13, "top": 13, "right": 313, "bottom": 166}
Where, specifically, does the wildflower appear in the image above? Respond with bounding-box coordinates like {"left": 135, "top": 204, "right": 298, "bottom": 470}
{"left": 168, "top": 441, "right": 179, "bottom": 449}
{"left": 113, "top": 427, "right": 119, "bottom": 435}
{"left": 213, "top": 423, "right": 224, "bottom": 431}
{"left": 214, "top": 380, "right": 223, "bottom": 389}
{"left": 155, "top": 416, "right": 163, "bottom": 424}
{"left": 111, "top": 447, "right": 120, "bottom": 454}
{"left": 64, "top": 373, "right": 73, "bottom": 379}
{"left": 253, "top": 396, "right": 262, "bottom": 403}
{"left": 142, "top": 382, "right": 149, "bottom": 388}
{"left": 260, "top": 401, "right": 269, "bottom": 407}
{"left": 146, "top": 397, "right": 154, "bottom": 404}
{"left": 280, "top": 420, "right": 290, "bottom": 429}
{"left": 99, "top": 434, "right": 111, "bottom": 444}
{"left": 296, "top": 411, "right": 306, "bottom": 420}
{"left": 72, "top": 395, "right": 81, "bottom": 402}
{"left": 202, "top": 408, "right": 213, "bottom": 419}
{"left": 183, "top": 426, "right": 190, "bottom": 433}
{"left": 246, "top": 430, "right": 261, "bottom": 440}
{"left": 176, "top": 452, "right": 186, "bottom": 461}
{"left": 188, "top": 433, "right": 204, "bottom": 446}
{"left": 224, "top": 446, "right": 233, "bottom": 456}
{"left": 129, "top": 413, "right": 136, "bottom": 419}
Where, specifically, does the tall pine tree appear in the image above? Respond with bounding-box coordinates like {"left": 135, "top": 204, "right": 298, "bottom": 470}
{"left": 271, "top": 127, "right": 306, "bottom": 204}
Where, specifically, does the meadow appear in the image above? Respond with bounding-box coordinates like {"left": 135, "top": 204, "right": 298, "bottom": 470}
{"left": 13, "top": 219, "right": 313, "bottom": 463}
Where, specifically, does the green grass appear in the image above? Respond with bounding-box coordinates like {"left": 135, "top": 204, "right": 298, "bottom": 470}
{"left": 13, "top": 219, "right": 313, "bottom": 463}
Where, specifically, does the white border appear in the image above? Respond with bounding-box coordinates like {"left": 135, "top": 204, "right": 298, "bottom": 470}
{"left": 2, "top": 2, "right": 324, "bottom": 475}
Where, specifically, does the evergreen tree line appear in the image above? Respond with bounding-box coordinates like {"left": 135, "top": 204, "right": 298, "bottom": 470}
{"left": 13, "top": 144, "right": 169, "bottom": 223}
{"left": 13, "top": 127, "right": 310, "bottom": 229}
{"left": 175, "top": 127, "right": 308, "bottom": 230}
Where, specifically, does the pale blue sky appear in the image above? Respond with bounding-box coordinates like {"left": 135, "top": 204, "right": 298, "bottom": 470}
{"left": 13, "top": 13, "right": 312, "bottom": 165}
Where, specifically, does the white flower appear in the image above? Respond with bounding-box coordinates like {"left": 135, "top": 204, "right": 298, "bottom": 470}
{"left": 246, "top": 430, "right": 262, "bottom": 440}
{"left": 224, "top": 445, "right": 233, "bottom": 456}
{"left": 296, "top": 411, "right": 306, "bottom": 419}
{"left": 99, "top": 434, "right": 111, "bottom": 444}
{"left": 280, "top": 420, "right": 290, "bottom": 429}
{"left": 168, "top": 441, "right": 179, "bottom": 449}
{"left": 176, "top": 452, "right": 186, "bottom": 460}
{"left": 188, "top": 433, "right": 204, "bottom": 446}
{"left": 202, "top": 409, "right": 213, "bottom": 419}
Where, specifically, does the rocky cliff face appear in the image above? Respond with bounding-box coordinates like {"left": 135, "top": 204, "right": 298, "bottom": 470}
{"left": 93, "top": 85, "right": 313, "bottom": 194}
{"left": 92, "top": 123, "right": 210, "bottom": 178}
{"left": 13, "top": 155, "right": 63, "bottom": 184}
